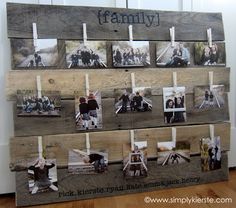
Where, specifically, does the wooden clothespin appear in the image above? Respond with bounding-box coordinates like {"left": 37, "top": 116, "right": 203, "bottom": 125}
{"left": 38, "top": 136, "right": 43, "bottom": 159}
{"left": 83, "top": 23, "right": 87, "bottom": 45}
{"left": 85, "top": 74, "right": 90, "bottom": 96}
{"left": 172, "top": 127, "right": 176, "bottom": 143}
{"left": 128, "top": 25, "right": 133, "bottom": 44}
{"left": 131, "top": 73, "right": 135, "bottom": 93}
{"left": 207, "top": 28, "right": 213, "bottom": 48}
{"left": 209, "top": 124, "right": 214, "bottom": 140}
{"left": 86, "top": 133, "right": 90, "bottom": 155}
{"left": 209, "top": 71, "right": 213, "bottom": 91}
{"left": 173, "top": 71, "right": 177, "bottom": 92}
{"left": 130, "top": 130, "right": 135, "bottom": 151}
{"left": 170, "top": 26, "right": 175, "bottom": 47}
{"left": 32, "top": 22, "right": 38, "bottom": 52}
{"left": 36, "top": 75, "right": 42, "bottom": 98}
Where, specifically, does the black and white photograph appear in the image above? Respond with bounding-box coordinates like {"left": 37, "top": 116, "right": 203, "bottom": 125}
{"left": 194, "top": 42, "right": 226, "bottom": 66}
{"left": 75, "top": 91, "right": 102, "bottom": 131}
{"left": 68, "top": 149, "right": 108, "bottom": 174}
{"left": 163, "top": 87, "right": 186, "bottom": 123}
{"left": 123, "top": 141, "right": 148, "bottom": 178}
{"left": 194, "top": 85, "right": 225, "bottom": 109}
{"left": 114, "top": 87, "right": 152, "bottom": 114}
{"left": 156, "top": 42, "right": 191, "bottom": 67}
{"left": 11, "top": 39, "right": 58, "bottom": 68}
{"left": 65, "top": 41, "right": 107, "bottom": 68}
{"left": 17, "top": 90, "right": 61, "bottom": 117}
{"left": 200, "top": 136, "right": 221, "bottom": 172}
{"left": 112, "top": 41, "right": 150, "bottom": 67}
{"left": 157, "top": 141, "right": 190, "bottom": 166}
{"left": 28, "top": 158, "right": 58, "bottom": 194}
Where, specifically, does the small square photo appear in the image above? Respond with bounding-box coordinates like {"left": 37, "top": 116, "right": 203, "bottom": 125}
{"left": 11, "top": 39, "right": 58, "bottom": 68}
{"left": 28, "top": 158, "right": 58, "bottom": 194}
{"left": 112, "top": 41, "right": 150, "bottom": 67}
{"left": 194, "top": 42, "right": 226, "bottom": 66}
{"left": 156, "top": 42, "right": 191, "bottom": 67}
{"left": 17, "top": 90, "right": 61, "bottom": 117}
{"left": 65, "top": 41, "right": 107, "bottom": 68}
{"left": 114, "top": 87, "right": 152, "bottom": 114}
{"left": 163, "top": 87, "right": 186, "bottom": 124}
{"left": 75, "top": 91, "right": 102, "bottom": 131}
{"left": 68, "top": 149, "right": 108, "bottom": 174}
{"left": 123, "top": 141, "right": 148, "bottom": 178}
{"left": 200, "top": 136, "right": 221, "bottom": 172}
{"left": 194, "top": 85, "right": 225, "bottom": 109}
{"left": 157, "top": 141, "right": 190, "bottom": 166}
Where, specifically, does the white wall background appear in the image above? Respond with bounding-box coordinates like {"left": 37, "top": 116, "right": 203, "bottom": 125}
{"left": 0, "top": 0, "right": 235, "bottom": 194}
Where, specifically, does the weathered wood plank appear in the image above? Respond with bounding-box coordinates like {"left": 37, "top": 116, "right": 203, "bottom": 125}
{"left": 6, "top": 67, "right": 230, "bottom": 100}
{"left": 10, "top": 122, "right": 230, "bottom": 171}
{"left": 15, "top": 154, "right": 228, "bottom": 207}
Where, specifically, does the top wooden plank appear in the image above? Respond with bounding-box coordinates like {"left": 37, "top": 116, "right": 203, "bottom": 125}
{"left": 7, "top": 3, "right": 225, "bottom": 41}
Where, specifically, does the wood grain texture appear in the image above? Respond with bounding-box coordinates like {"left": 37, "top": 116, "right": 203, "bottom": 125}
{"left": 10, "top": 122, "right": 230, "bottom": 171}
{"left": 6, "top": 67, "right": 230, "bottom": 100}
{"left": 14, "top": 154, "right": 228, "bottom": 207}
{"left": 7, "top": 3, "right": 224, "bottom": 41}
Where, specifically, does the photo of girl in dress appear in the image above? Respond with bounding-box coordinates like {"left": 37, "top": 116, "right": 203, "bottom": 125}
{"left": 123, "top": 141, "right": 148, "bottom": 178}
{"left": 157, "top": 141, "right": 190, "bottom": 166}
{"left": 68, "top": 149, "right": 108, "bottom": 174}
{"left": 28, "top": 158, "right": 58, "bottom": 194}
{"left": 200, "top": 136, "right": 221, "bottom": 172}
{"left": 156, "top": 42, "right": 191, "bottom": 67}
{"left": 11, "top": 39, "right": 58, "bottom": 68}
{"left": 75, "top": 91, "right": 102, "bottom": 131}
{"left": 194, "top": 85, "right": 225, "bottom": 109}
{"left": 112, "top": 41, "right": 150, "bottom": 67}
{"left": 114, "top": 87, "right": 152, "bottom": 114}
{"left": 65, "top": 41, "right": 107, "bottom": 68}
{"left": 194, "top": 42, "right": 226, "bottom": 66}
{"left": 163, "top": 87, "right": 187, "bottom": 124}
{"left": 17, "top": 90, "right": 61, "bottom": 117}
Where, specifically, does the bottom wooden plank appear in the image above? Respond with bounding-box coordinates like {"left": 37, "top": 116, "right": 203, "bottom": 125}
{"left": 15, "top": 153, "right": 228, "bottom": 207}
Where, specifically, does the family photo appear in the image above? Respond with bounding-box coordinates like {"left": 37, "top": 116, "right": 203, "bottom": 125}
{"left": 156, "top": 42, "right": 191, "bottom": 67}
{"left": 68, "top": 149, "right": 108, "bottom": 174}
{"left": 114, "top": 87, "right": 152, "bottom": 114}
{"left": 157, "top": 141, "right": 190, "bottom": 166}
{"left": 194, "top": 42, "right": 226, "bottom": 66}
{"left": 194, "top": 85, "right": 225, "bottom": 109}
{"left": 112, "top": 41, "right": 150, "bottom": 67}
{"left": 17, "top": 90, "right": 61, "bottom": 117}
{"left": 123, "top": 141, "right": 148, "bottom": 178}
{"left": 163, "top": 87, "right": 186, "bottom": 123}
{"left": 75, "top": 91, "right": 102, "bottom": 131}
{"left": 11, "top": 39, "right": 58, "bottom": 68}
{"left": 200, "top": 136, "right": 221, "bottom": 172}
{"left": 65, "top": 41, "right": 107, "bottom": 68}
{"left": 28, "top": 158, "right": 58, "bottom": 194}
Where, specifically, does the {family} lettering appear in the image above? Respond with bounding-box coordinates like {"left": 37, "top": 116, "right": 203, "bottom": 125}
{"left": 97, "top": 10, "right": 160, "bottom": 27}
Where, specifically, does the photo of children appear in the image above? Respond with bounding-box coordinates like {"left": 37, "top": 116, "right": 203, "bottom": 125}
{"left": 114, "top": 87, "right": 152, "bottom": 114}
{"left": 75, "top": 91, "right": 102, "bottom": 131}
{"left": 11, "top": 39, "right": 58, "bottom": 68}
{"left": 194, "top": 42, "right": 226, "bottom": 66}
{"left": 123, "top": 141, "right": 148, "bottom": 178}
{"left": 157, "top": 141, "right": 190, "bottom": 166}
{"left": 17, "top": 90, "right": 61, "bottom": 117}
{"left": 65, "top": 41, "right": 107, "bottom": 68}
{"left": 200, "top": 136, "right": 221, "bottom": 172}
{"left": 112, "top": 41, "right": 150, "bottom": 67}
{"left": 28, "top": 158, "right": 58, "bottom": 194}
{"left": 156, "top": 42, "right": 191, "bottom": 67}
{"left": 194, "top": 85, "right": 225, "bottom": 109}
{"left": 163, "top": 87, "right": 186, "bottom": 123}
{"left": 68, "top": 149, "right": 108, "bottom": 174}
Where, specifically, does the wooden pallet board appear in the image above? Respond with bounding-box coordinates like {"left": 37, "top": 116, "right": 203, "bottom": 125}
{"left": 10, "top": 122, "right": 230, "bottom": 171}
{"left": 7, "top": 3, "right": 224, "bottom": 41}
{"left": 15, "top": 153, "right": 228, "bottom": 207}
{"left": 6, "top": 68, "right": 230, "bottom": 100}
